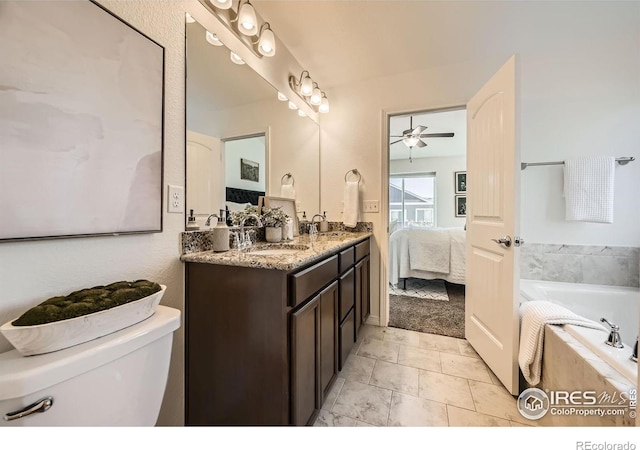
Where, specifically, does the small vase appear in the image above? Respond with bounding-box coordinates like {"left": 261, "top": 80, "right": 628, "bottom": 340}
{"left": 265, "top": 226, "right": 282, "bottom": 243}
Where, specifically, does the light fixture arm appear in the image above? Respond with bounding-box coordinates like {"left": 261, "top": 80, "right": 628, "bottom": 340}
{"left": 289, "top": 70, "right": 311, "bottom": 91}
{"left": 252, "top": 22, "right": 272, "bottom": 44}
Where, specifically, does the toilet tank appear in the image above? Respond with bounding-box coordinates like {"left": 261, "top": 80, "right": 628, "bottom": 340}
{"left": 0, "top": 305, "right": 180, "bottom": 426}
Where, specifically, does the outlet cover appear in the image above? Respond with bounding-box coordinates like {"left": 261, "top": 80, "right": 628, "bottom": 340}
{"left": 168, "top": 185, "right": 184, "bottom": 213}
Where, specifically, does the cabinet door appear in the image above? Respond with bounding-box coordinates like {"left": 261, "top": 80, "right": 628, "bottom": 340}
{"left": 362, "top": 255, "right": 370, "bottom": 322}
{"left": 339, "top": 267, "right": 355, "bottom": 322}
{"left": 319, "top": 281, "right": 338, "bottom": 401}
{"left": 291, "top": 295, "right": 320, "bottom": 426}
{"left": 354, "top": 259, "right": 363, "bottom": 334}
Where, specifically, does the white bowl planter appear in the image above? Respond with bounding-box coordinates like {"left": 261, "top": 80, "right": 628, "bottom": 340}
{"left": 0, "top": 285, "right": 166, "bottom": 356}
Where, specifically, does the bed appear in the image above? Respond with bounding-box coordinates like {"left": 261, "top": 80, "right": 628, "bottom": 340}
{"left": 389, "top": 227, "right": 466, "bottom": 286}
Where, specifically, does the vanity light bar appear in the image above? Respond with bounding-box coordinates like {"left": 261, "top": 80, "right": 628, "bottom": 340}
{"left": 289, "top": 71, "right": 330, "bottom": 114}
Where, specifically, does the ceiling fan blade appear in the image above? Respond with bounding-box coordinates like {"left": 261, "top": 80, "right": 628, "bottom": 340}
{"left": 390, "top": 139, "right": 403, "bottom": 145}
{"left": 412, "top": 125, "right": 427, "bottom": 135}
{"left": 416, "top": 139, "right": 427, "bottom": 148}
{"left": 401, "top": 128, "right": 412, "bottom": 136}
{"left": 419, "top": 132, "right": 455, "bottom": 138}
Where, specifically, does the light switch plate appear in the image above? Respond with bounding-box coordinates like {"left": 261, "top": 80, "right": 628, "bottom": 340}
{"left": 168, "top": 185, "right": 184, "bottom": 213}
{"left": 363, "top": 200, "right": 379, "bottom": 213}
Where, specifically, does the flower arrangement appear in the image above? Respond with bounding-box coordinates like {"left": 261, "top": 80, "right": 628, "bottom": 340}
{"left": 229, "top": 205, "right": 261, "bottom": 226}
{"left": 261, "top": 206, "right": 289, "bottom": 228}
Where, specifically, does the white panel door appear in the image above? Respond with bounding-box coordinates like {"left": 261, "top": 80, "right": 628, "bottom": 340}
{"left": 465, "top": 56, "right": 521, "bottom": 395}
{"left": 187, "top": 130, "right": 223, "bottom": 216}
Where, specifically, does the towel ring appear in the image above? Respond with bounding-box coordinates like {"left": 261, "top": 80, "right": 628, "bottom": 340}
{"left": 280, "top": 173, "right": 295, "bottom": 186}
{"left": 344, "top": 169, "right": 361, "bottom": 183}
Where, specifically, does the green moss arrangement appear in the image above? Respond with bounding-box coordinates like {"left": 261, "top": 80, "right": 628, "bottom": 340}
{"left": 12, "top": 280, "right": 162, "bottom": 327}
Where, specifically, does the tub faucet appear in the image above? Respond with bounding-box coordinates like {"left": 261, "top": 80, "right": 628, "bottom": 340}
{"left": 631, "top": 337, "right": 638, "bottom": 363}
{"left": 600, "top": 318, "right": 624, "bottom": 349}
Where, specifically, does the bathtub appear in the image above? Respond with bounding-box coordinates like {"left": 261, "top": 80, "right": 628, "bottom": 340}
{"left": 520, "top": 279, "right": 639, "bottom": 385}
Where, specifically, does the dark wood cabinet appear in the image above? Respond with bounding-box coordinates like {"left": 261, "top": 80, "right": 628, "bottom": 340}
{"left": 185, "top": 237, "right": 370, "bottom": 426}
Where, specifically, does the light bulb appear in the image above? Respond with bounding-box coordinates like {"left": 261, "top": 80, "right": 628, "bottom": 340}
{"left": 258, "top": 26, "right": 276, "bottom": 57}
{"left": 310, "top": 87, "right": 322, "bottom": 105}
{"left": 237, "top": 1, "right": 257, "bottom": 36}
{"left": 288, "top": 101, "right": 298, "bottom": 110}
{"left": 298, "top": 110, "right": 307, "bottom": 117}
{"left": 185, "top": 13, "right": 196, "bottom": 23}
{"left": 300, "top": 74, "right": 313, "bottom": 96}
{"left": 205, "top": 31, "right": 223, "bottom": 46}
{"left": 210, "top": 0, "right": 232, "bottom": 9}
{"left": 277, "top": 92, "right": 288, "bottom": 102}
{"left": 319, "top": 96, "right": 330, "bottom": 114}
{"left": 230, "top": 52, "right": 245, "bottom": 65}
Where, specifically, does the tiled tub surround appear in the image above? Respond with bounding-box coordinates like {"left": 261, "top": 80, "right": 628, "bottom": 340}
{"left": 180, "top": 229, "right": 372, "bottom": 271}
{"left": 538, "top": 325, "right": 636, "bottom": 427}
{"left": 520, "top": 243, "right": 639, "bottom": 288}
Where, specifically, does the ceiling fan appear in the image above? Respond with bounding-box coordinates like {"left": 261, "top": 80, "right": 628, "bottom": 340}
{"left": 390, "top": 115, "right": 455, "bottom": 162}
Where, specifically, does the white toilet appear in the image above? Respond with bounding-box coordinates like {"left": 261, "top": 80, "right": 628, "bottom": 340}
{"left": 0, "top": 305, "right": 180, "bottom": 426}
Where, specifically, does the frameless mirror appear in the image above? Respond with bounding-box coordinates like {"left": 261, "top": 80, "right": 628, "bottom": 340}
{"left": 185, "top": 17, "right": 320, "bottom": 230}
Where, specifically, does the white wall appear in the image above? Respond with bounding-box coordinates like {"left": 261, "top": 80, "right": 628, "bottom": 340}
{"left": 390, "top": 155, "right": 467, "bottom": 229}
{"left": 321, "top": 4, "right": 639, "bottom": 324}
{"left": 0, "top": 0, "right": 185, "bottom": 426}
{"left": 224, "top": 136, "right": 266, "bottom": 192}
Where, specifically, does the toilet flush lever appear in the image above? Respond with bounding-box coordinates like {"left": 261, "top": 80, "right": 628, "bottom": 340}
{"left": 3, "top": 396, "right": 53, "bottom": 421}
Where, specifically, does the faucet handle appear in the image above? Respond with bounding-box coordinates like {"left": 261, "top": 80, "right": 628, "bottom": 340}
{"left": 600, "top": 317, "right": 619, "bottom": 331}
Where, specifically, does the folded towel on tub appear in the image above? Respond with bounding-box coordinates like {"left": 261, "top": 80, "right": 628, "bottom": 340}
{"left": 518, "top": 300, "right": 606, "bottom": 386}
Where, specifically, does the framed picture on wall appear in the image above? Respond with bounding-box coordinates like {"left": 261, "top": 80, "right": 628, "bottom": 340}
{"left": 0, "top": 0, "right": 164, "bottom": 241}
{"left": 455, "top": 171, "right": 467, "bottom": 194}
{"left": 455, "top": 195, "right": 467, "bottom": 217}
{"left": 240, "top": 158, "right": 260, "bottom": 182}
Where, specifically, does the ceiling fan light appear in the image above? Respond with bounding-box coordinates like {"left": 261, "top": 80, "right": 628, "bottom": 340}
{"left": 230, "top": 52, "right": 245, "bottom": 65}
{"left": 238, "top": 1, "right": 258, "bottom": 36}
{"left": 319, "top": 96, "right": 329, "bottom": 113}
{"left": 258, "top": 26, "right": 276, "bottom": 57}
{"left": 205, "top": 31, "right": 224, "bottom": 46}
{"left": 210, "top": 0, "right": 232, "bottom": 10}
{"left": 403, "top": 136, "right": 419, "bottom": 148}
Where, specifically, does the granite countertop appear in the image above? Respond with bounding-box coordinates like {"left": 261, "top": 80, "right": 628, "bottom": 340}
{"left": 180, "top": 231, "right": 372, "bottom": 271}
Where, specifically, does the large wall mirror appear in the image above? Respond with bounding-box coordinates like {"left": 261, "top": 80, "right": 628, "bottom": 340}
{"left": 185, "top": 15, "right": 320, "bottom": 229}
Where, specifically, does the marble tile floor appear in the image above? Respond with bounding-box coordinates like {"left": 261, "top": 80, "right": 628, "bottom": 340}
{"left": 314, "top": 324, "right": 536, "bottom": 427}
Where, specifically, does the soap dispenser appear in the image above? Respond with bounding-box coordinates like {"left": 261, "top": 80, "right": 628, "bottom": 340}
{"left": 299, "top": 211, "right": 309, "bottom": 234}
{"left": 212, "top": 209, "right": 230, "bottom": 252}
{"left": 186, "top": 209, "right": 200, "bottom": 231}
{"left": 319, "top": 211, "right": 329, "bottom": 233}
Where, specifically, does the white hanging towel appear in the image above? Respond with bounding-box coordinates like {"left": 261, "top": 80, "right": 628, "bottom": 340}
{"left": 563, "top": 156, "right": 615, "bottom": 223}
{"left": 518, "top": 300, "right": 606, "bottom": 386}
{"left": 342, "top": 180, "right": 359, "bottom": 228}
{"left": 280, "top": 184, "right": 296, "bottom": 199}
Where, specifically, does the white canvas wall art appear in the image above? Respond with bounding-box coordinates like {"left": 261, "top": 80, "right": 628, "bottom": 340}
{"left": 0, "top": 0, "right": 164, "bottom": 241}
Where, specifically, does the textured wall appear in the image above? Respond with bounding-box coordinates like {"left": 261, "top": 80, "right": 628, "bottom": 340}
{"left": 0, "top": 0, "right": 186, "bottom": 426}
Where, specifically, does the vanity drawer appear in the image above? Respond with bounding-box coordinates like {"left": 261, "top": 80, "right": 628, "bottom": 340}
{"left": 338, "top": 247, "right": 355, "bottom": 273}
{"left": 290, "top": 255, "right": 338, "bottom": 308}
{"left": 338, "top": 309, "right": 355, "bottom": 370}
{"left": 355, "top": 239, "right": 370, "bottom": 262}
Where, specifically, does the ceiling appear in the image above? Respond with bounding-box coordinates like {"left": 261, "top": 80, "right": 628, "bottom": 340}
{"left": 389, "top": 108, "right": 466, "bottom": 161}
{"left": 256, "top": 1, "right": 634, "bottom": 90}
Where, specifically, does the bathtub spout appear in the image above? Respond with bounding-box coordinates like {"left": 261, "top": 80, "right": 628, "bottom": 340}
{"left": 600, "top": 318, "right": 624, "bottom": 349}
{"left": 631, "top": 337, "right": 638, "bottom": 363}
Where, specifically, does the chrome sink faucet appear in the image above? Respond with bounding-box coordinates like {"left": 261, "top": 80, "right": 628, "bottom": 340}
{"left": 310, "top": 214, "right": 324, "bottom": 235}
{"left": 205, "top": 213, "right": 219, "bottom": 227}
{"left": 238, "top": 214, "right": 263, "bottom": 250}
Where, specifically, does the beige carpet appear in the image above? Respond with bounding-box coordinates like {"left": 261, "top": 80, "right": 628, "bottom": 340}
{"left": 388, "top": 281, "right": 465, "bottom": 338}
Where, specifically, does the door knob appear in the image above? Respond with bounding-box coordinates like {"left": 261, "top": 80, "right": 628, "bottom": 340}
{"left": 491, "top": 236, "right": 512, "bottom": 247}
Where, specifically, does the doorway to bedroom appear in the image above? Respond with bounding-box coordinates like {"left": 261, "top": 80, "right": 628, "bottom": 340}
{"left": 387, "top": 107, "right": 467, "bottom": 338}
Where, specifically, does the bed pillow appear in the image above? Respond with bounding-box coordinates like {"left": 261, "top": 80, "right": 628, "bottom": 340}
{"left": 226, "top": 201, "right": 252, "bottom": 212}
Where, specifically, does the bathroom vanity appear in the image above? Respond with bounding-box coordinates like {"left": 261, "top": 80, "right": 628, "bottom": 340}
{"left": 182, "top": 231, "right": 371, "bottom": 426}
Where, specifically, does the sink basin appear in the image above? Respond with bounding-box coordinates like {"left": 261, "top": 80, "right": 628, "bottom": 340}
{"left": 247, "top": 244, "right": 309, "bottom": 256}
